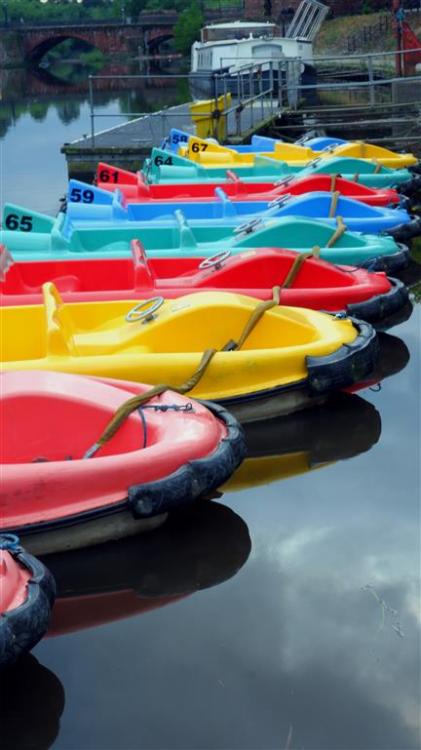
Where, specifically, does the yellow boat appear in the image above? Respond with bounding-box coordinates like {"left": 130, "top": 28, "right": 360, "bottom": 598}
{"left": 181, "top": 136, "right": 418, "bottom": 170}
{"left": 0, "top": 283, "right": 378, "bottom": 422}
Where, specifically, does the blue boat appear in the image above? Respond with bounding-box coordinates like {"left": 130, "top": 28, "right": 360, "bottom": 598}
{"left": 66, "top": 180, "right": 412, "bottom": 235}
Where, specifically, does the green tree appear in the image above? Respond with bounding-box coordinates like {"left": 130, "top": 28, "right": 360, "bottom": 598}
{"left": 126, "top": 0, "right": 147, "bottom": 18}
{"left": 173, "top": 1, "right": 203, "bottom": 56}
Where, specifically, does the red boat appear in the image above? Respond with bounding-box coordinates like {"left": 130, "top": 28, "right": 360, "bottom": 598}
{"left": 95, "top": 162, "right": 401, "bottom": 206}
{"left": 0, "top": 242, "right": 409, "bottom": 326}
{"left": 0, "top": 534, "right": 55, "bottom": 665}
{"left": 0, "top": 371, "right": 245, "bottom": 554}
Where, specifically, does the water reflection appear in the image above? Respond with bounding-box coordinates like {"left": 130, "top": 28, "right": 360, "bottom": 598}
{"left": 42, "top": 501, "right": 251, "bottom": 636}
{"left": 351, "top": 330, "right": 410, "bottom": 391}
{"left": 0, "top": 64, "right": 189, "bottom": 141}
{"left": 0, "top": 654, "right": 65, "bottom": 750}
{"left": 224, "top": 392, "right": 381, "bottom": 491}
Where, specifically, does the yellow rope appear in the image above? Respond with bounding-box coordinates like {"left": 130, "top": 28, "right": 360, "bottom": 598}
{"left": 326, "top": 216, "right": 346, "bottom": 248}
{"left": 88, "top": 285, "right": 283, "bottom": 454}
{"left": 373, "top": 160, "right": 382, "bottom": 174}
{"left": 330, "top": 174, "right": 338, "bottom": 192}
{"left": 282, "top": 250, "right": 315, "bottom": 289}
{"left": 329, "top": 190, "right": 340, "bottom": 218}
{"left": 86, "top": 241, "right": 327, "bottom": 456}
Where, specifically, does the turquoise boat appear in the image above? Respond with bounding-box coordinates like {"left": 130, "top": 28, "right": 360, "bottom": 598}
{"left": 144, "top": 148, "right": 412, "bottom": 189}
{"left": 1, "top": 203, "right": 407, "bottom": 270}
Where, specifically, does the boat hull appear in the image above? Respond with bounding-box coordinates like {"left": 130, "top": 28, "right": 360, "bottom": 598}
{"left": 1, "top": 372, "right": 246, "bottom": 547}
{"left": 0, "top": 537, "right": 55, "bottom": 665}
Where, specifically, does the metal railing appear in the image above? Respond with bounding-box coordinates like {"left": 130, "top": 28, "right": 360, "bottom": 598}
{"left": 276, "top": 47, "right": 421, "bottom": 109}
{"left": 86, "top": 61, "right": 279, "bottom": 147}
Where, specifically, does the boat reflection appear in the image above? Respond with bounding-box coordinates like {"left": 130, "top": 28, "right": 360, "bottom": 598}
{"left": 42, "top": 501, "right": 250, "bottom": 636}
{"left": 349, "top": 331, "right": 410, "bottom": 393}
{"left": 397, "top": 255, "right": 421, "bottom": 289}
{"left": 0, "top": 654, "right": 65, "bottom": 750}
{"left": 223, "top": 392, "right": 381, "bottom": 490}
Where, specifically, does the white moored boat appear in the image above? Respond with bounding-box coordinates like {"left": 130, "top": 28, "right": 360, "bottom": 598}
{"left": 189, "top": 0, "right": 328, "bottom": 99}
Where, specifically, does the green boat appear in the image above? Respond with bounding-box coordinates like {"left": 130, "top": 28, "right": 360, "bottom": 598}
{"left": 144, "top": 148, "right": 412, "bottom": 189}
{"left": 1, "top": 203, "right": 408, "bottom": 271}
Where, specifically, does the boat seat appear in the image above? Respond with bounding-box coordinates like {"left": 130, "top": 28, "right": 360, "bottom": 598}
{"left": 43, "top": 283, "right": 77, "bottom": 355}
{"left": 214, "top": 187, "right": 237, "bottom": 218}
{"left": 52, "top": 275, "right": 82, "bottom": 293}
{"left": 71, "top": 326, "right": 151, "bottom": 356}
{"left": 43, "top": 283, "right": 151, "bottom": 355}
{"left": 131, "top": 239, "right": 155, "bottom": 287}
{"left": 174, "top": 210, "right": 198, "bottom": 250}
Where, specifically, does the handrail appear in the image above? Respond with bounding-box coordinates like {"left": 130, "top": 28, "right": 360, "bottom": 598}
{"left": 86, "top": 61, "right": 278, "bottom": 146}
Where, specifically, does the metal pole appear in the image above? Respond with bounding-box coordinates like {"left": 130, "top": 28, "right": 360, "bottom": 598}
{"left": 367, "top": 55, "right": 375, "bottom": 106}
{"left": 236, "top": 71, "right": 241, "bottom": 136}
{"left": 249, "top": 67, "right": 254, "bottom": 128}
{"left": 223, "top": 74, "right": 228, "bottom": 139}
{"left": 278, "top": 60, "right": 283, "bottom": 108}
{"left": 88, "top": 75, "right": 95, "bottom": 147}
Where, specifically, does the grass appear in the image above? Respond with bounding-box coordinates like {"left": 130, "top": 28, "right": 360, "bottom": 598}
{"left": 315, "top": 11, "right": 394, "bottom": 55}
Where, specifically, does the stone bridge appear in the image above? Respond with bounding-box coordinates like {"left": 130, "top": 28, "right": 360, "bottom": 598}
{"left": 0, "top": 8, "right": 241, "bottom": 66}
{"left": 8, "top": 21, "right": 173, "bottom": 65}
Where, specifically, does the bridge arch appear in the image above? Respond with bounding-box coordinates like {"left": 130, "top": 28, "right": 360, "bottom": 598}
{"left": 21, "top": 25, "right": 139, "bottom": 66}
{"left": 147, "top": 33, "right": 174, "bottom": 54}
{"left": 26, "top": 34, "right": 98, "bottom": 65}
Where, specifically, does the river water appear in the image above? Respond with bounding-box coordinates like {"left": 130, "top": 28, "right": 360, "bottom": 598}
{"left": 1, "top": 67, "right": 420, "bottom": 750}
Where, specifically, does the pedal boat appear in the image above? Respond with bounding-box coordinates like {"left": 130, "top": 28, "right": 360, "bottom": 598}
{"left": 95, "top": 163, "right": 401, "bottom": 206}
{"left": 0, "top": 534, "right": 55, "bottom": 665}
{"left": 167, "top": 128, "right": 419, "bottom": 169}
{"left": 67, "top": 181, "right": 413, "bottom": 236}
{"left": 0, "top": 370, "right": 245, "bottom": 549}
{"left": 0, "top": 284, "right": 378, "bottom": 421}
{"left": 143, "top": 149, "right": 412, "bottom": 189}
{"left": 0, "top": 243, "right": 409, "bottom": 329}
{"left": 1, "top": 204, "right": 408, "bottom": 272}
{"left": 181, "top": 135, "right": 418, "bottom": 170}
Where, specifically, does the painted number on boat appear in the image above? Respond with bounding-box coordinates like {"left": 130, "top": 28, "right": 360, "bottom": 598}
{"left": 154, "top": 155, "right": 173, "bottom": 166}
{"left": 4, "top": 214, "right": 33, "bottom": 232}
{"left": 172, "top": 134, "right": 188, "bottom": 144}
{"left": 99, "top": 170, "right": 119, "bottom": 183}
{"left": 69, "top": 188, "right": 95, "bottom": 203}
{"left": 191, "top": 142, "right": 208, "bottom": 153}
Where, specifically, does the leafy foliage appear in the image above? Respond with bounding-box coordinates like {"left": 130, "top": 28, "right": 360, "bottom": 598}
{"left": 173, "top": 1, "right": 203, "bottom": 56}
{"left": 2, "top": 1, "right": 116, "bottom": 25}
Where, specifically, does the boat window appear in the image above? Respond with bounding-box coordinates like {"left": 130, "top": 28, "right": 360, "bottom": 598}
{"left": 251, "top": 44, "right": 284, "bottom": 59}
{"left": 198, "top": 49, "right": 213, "bottom": 69}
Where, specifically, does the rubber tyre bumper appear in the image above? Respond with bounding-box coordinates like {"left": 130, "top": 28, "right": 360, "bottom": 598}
{"left": 128, "top": 402, "right": 246, "bottom": 518}
{"left": 385, "top": 216, "right": 421, "bottom": 243}
{"left": 358, "top": 243, "right": 410, "bottom": 273}
{"left": 306, "top": 318, "right": 379, "bottom": 394}
{"left": 345, "top": 277, "right": 411, "bottom": 328}
{"left": 0, "top": 546, "right": 56, "bottom": 666}
{"left": 396, "top": 173, "right": 421, "bottom": 197}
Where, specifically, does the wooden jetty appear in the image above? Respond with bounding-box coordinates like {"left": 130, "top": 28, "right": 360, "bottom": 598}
{"left": 62, "top": 66, "right": 280, "bottom": 180}
{"left": 62, "top": 49, "right": 421, "bottom": 179}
